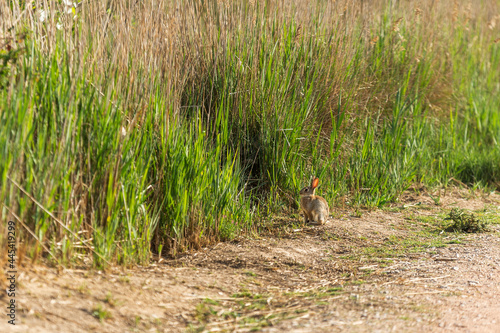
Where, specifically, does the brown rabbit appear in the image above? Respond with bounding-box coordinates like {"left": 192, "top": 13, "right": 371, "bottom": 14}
{"left": 299, "top": 177, "right": 329, "bottom": 225}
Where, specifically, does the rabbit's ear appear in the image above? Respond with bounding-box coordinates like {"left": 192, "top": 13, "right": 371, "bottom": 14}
{"left": 312, "top": 177, "right": 319, "bottom": 189}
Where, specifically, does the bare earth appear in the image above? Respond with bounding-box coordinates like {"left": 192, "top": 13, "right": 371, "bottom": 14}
{"left": 3, "top": 190, "right": 500, "bottom": 333}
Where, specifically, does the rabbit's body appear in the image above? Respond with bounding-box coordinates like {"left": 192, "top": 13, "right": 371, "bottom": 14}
{"left": 299, "top": 177, "right": 329, "bottom": 225}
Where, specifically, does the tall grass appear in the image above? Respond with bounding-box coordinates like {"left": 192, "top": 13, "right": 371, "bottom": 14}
{"left": 1, "top": 0, "right": 499, "bottom": 266}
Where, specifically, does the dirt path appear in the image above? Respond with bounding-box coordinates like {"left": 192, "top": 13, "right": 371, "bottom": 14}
{"left": 3, "top": 190, "right": 500, "bottom": 332}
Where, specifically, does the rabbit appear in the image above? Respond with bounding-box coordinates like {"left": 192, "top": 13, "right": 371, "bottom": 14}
{"left": 299, "top": 177, "right": 329, "bottom": 225}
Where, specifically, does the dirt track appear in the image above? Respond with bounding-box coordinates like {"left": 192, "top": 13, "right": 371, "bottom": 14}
{"left": 3, "top": 190, "right": 500, "bottom": 332}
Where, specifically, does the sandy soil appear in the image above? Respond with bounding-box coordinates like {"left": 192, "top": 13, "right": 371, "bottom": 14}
{"left": 2, "top": 190, "right": 500, "bottom": 332}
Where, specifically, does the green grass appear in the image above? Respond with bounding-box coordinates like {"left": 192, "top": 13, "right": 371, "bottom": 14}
{"left": 342, "top": 216, "right": 458, "bottom": 261}
{"left": 1, "top": 1, "right": 500, "bottom": 266}
{"left": 476, "top": 205, "right": 500, "bottom": 225}
{"left": 104, "top": 292, "right": 118, "bottom": 307}
{"left": 91, "top": 303, "right": 112, "bottom": 322}
{"left": 362, "top": 238, "right": 446, "bottom": 259}
{"left": 285, "top": 286, "right": 344, "bottom": 299}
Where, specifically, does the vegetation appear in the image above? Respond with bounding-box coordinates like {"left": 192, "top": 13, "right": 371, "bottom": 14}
{"left": 1, "top": 1, "right": 499, "bottom": 266}
{"left": 91, "top": 303, "right": 112, "bottom": 322}
{"left": 443, "top": 208, "right": 489, "bottom": 233}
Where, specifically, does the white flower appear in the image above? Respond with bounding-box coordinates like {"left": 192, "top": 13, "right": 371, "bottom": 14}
{"left": 39, "top": 10, "right": 47, "bottom": 22}
{"left": 63, "top": 0, "right": 76, "bottom": 14}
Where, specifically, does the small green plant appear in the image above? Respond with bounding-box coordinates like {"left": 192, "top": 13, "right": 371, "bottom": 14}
{"left": 118, "top": 275, "right": 130, "bottom": 284}
{"left": 352, "top": 209, "right": 363, "bottom": 218}
{"left": 244, "top": 271, "right": 257, "bottom": 277}
{"left": 92, "top": 304, "right": 112, "bottom": 322}
{"left": 202, "top": 298, "right": 220, "bottom": 306}
{"left": 195, "top": 302, "right": 217, "bottom": 322}
{"left": 104, "top": 292, "right": 117, "bottom": 307}
{"left": 443, "top": 208, "right": 489, "bottom": 233}
{"left": 429, "top": 192, "right": 441, "bottom": 206}
{"left": 77, "top": 283, "right": 90, "bottom": 295}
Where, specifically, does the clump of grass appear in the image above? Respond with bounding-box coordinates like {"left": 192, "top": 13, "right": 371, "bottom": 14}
{"left": 195, "top": 302, "right": 218, "bottom": 323}
{"left": 91, "top": 303, "right": 112, "bottom": 322}
{"left": 443, "top": 208, "right": 489, "bottom": 233}
{"left": 104, "top": 292, "right": 117, "bottom": 307}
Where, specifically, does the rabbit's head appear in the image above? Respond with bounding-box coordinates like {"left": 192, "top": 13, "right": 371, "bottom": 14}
{"left": 299, "top": 177, "right": 319, "bottom": 196}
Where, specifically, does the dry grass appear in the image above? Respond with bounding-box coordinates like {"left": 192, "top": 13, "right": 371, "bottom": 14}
{"left": 4, "top": 0, "right": 496, "bottom": 118}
